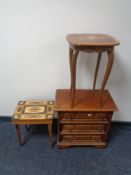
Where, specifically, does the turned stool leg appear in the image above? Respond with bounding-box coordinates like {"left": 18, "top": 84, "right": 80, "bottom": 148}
{"left": 48, "top": 123, "right": 52, "bottom": 146}
{"left": 71, "top": 50, "right": 79, "bottom": 108}
{"left": 100, "top": 48, "right": 114, "bottom": 105}
{"left": 93, "top": 52, "right": 102, "bottom": 90}
{"left": 15, "top": 125, "right": 23, "bottom": 145}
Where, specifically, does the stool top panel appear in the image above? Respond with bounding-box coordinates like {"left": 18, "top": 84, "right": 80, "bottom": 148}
{"left": 12, "top": 100, "right": 55, "bottom": 120}
{"left": 67, "top": 34, "right": 119, "bottom": 46}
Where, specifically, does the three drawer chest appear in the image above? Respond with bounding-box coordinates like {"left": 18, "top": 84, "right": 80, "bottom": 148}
{"left": 55, "top": 89, "right": 117, "bottom": 148}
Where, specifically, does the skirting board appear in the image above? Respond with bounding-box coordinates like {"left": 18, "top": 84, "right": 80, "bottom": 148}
{"left": 0, "top": 116, "right": 12, "bottom": 122}
{"left": 0, "top": 116, "right": 131, "bottom": 125}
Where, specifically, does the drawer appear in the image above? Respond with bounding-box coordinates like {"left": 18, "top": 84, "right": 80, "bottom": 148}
{"left": 61, "top": 123, "right": 107, "bottom": 132}
{"left": 59, "top": 112, "right": 110, "bottom": 123}
{"left": 61, "top": 135, "right": 105, "bottom": 142}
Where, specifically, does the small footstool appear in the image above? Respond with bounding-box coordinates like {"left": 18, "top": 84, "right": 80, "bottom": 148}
{"left": 12, "top": 100, "right": 54, "bottom": 146}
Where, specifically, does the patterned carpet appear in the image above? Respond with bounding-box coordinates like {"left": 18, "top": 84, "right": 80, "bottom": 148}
{"left": 0, "top": 119, "right": 131, "bottom": 175}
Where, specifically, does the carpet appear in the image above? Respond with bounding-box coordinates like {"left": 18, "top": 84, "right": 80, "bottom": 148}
{"left": 0, "top": 120, "right": 131, "bottom": 175}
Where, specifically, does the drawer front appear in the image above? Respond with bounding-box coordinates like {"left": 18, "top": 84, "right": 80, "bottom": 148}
{"left": 61, "top": 124, "right": 107, "bottom": 132}
{"left": 61, "top": 135, "right": 105, "bottom": 142}
{"left": 59, "top": 112, "right": 110, "bottom": 122}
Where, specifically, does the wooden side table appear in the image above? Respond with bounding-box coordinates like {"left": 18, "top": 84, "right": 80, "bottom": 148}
{"left": 67, "top": 34, "right": 119, "bottom": 107}
{"left": 12, "top": 100, "right": 54, "bottom": 146}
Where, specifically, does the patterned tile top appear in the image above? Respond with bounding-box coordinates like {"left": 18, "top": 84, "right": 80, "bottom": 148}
{"left": 13, "top": 100, "right": 55, "bottom": 120}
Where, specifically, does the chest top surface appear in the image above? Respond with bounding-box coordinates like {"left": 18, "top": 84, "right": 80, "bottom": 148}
{"left": 55, "top": 89, "right": 118, "bottom": 112}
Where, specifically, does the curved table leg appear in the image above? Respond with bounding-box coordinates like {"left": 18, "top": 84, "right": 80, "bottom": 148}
{"left": 71, "top": 49, "right": 79, "bottom": 108}
{"left": 100, "top": 48, "right": 114, "bottom": 105}
{"left": 93, "top": 52, "right": 102, "bottom": 90}
{"left": 69, "top": 48, "right": 73, "bottom": 94}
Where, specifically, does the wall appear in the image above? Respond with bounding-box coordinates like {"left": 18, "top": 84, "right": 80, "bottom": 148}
{"left": 0, "top": 0, "right": 131, "bottom": 121}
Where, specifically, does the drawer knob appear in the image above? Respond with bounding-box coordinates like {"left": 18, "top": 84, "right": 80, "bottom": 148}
{"left": 88, "top": 113, "right": 92, "bottom": 117}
